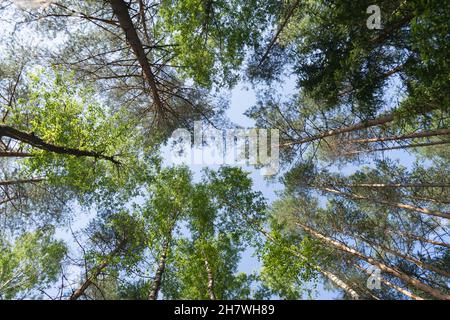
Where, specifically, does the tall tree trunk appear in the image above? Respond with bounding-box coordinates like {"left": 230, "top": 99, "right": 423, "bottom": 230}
{"left": 258, "top": 0, "right": 301, "bottom": 66}
{"left": 0, "top": 178, "right": 44, "bottom": 186}
{"left": 389, "top": 230, "right": 450, "bottom": 249}
{"left": 319, "top": 269, "right": 361, "bottom": 300}
{"left": 281, "top": 113, "right": 396, "bottom": 147}
{"left": 69, "top": 261, "right": 109, "bottom": 300}
{"left": 344, "top": 183, "right": 450, "bottom": 188}
{"left": 355, "top": 234, "right": 450, "bottom": 278}
{"left": 343, "top": 140, "right": 450, "bottom": 156}
{"left": 203, "top": 257, "right": 216, "bottom": 300}
{"left": 295, "top": 221, "right": 450, "bottom": 300}
{"left": 69, "top": 241, "right": 125, "bottom": 300}
{"left": 353, "top": 263, "right": 424, "bottom": 300}
{"left": 317, "top": 186, "right": 450, "bottom": 219}
{"left": 348, "top": 128, "right": 450, "bottom": 144}
{"left": 0, "top": 125, "right": 119, "bottom": 164}
{"left": 148, "top": 238, "right": 170, "bottom": 300}
{"left": 257, "top": 227, "right": 361, "bottom": 299}
{"left": 0, "top": 151, "right": 32, "bottom": 157}
{"left": 107, "top": 0, "right": 164, "bottom": 114}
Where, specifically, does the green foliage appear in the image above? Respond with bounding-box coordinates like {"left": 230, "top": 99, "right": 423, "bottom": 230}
{"left": 0, "top": 227, "right": 66, "bottom": 299}
{"left": 159, "top": 0, "right": 278, "bottom": 87}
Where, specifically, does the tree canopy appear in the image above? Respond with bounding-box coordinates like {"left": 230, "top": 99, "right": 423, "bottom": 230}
{"left": 0, "top": 0, "right": 448, "bottom": 300}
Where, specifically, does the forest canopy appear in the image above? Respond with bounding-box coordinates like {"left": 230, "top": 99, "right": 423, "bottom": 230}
{"left": 0, "top": 0, "right": 448, "bottom": 300}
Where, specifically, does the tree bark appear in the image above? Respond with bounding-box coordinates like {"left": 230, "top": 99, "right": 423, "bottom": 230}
{"left": 295, "top": 221, "right": 450, "bottom": 300}
{"left": 107, "top": 0, "right": 164, "bottom": 114}
{"left": 343, "top": 140, "right": 450, "bottom": 156}
{"left": 281, "top": 113, "right": 396, "bottom": 147}
{"left": 69, "top": 241, "right": 125, "bottom": 300}
{"left": 0, "top": 151, "right": 33, "bottom": 158}
{"left": 348, "top": 128, "right": 450, "bottom": 144}
{"left": 318, "top": 186, "right": 450, "bottom": 219}
{"left": 0, "top": 125, "right": 119, "bottom": 164}
{"left": 204, "top": 257, "right": 216, "bottom": 300}
{"left": 356, "top": 234, "right": 450, "bottom": 278}
{"left": 353, "top": 263, "right": 424, "bottom": 300}
{"left": 0, "top": 178, "right": 44, "bottom": 186}
{"left": 344, "top": 183, "right": 450, "bottom": 188}
{"left": 257, "top": 227, "right": 361, "bottom": 299}
{"left": 319, "top": 269, "right": 361, "bottom": 300}
{"left": 148, "top": 238, "right": 170, "bottom": 300}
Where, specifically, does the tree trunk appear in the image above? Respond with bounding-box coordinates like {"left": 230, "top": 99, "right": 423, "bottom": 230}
{"left": 281, "top": 112, "right": 396, "bottom": 147}
{"left": 257, "top": 227, "right": 361, "bottom": 299}
{"left": 0, "top": 151, "right": 32, "bottom": 157}
{"left": 0, "top": 125, "right": 119, "bottom": 164}
{"left": 353, "top": 263, "right": 424, "bottom": 300}
{"left": 348, "top": 128, "right": 450, "bottom": 144}
{"left": 356, "top": 234, "right": 450, "bottom": 278}
{"left": 319, "top": 269, "right": 361, "bottom": 300}
{"left": 343, "top": 140, "right": 450, "bottom": 156}
{"left": 148, "top": 238, "right": 170, "bottom": 300}
{"left": 69, "top": 261, "right": 109, "bottom": 300}
{"left": 295, "top": 221, "right": 450, "bottom": 300}
{"left": 204, "top": 257, "right": 216, "bottom": 300}
{"left": 318, "top": 186, "right": 450, "bottom": 219}
{"left": 344, "top": 183, "right": 450, "bottom": 188}
{"left": 108, "top": 0, "right": 164, "bottom": 114}
{"left": 0, "top": 178, "right": 44, "bottom": 186}
{"left": 69, "top": 241, "right": 125, "bottom": 300}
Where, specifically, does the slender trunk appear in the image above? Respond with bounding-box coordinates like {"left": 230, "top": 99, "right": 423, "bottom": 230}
{"left": 404, "top": 195, "right": 450, "bottom": 205}
{"left": 69, "top": 261, "right": 109, "bottom": 300}
{"left": 344, "top": 183, "right": 450, "bottom": 188}
{"left": 281, "top": 113, "right": 396, "bottom": 147}
{"left": 389, "top": 230, "right": 450, "bottom": 249}
{"left": 0, "top": 151, "right": 33, "bottom": 157}
{"left": 257, "top": 227, "right": 361, "bottom": 299}
{"left": 281, "top": 100, "right": 439, "bottom": 148}
{"left": 356, "top": 234, "right": 450, "bottom": 278}
{"left": 0, "top": 178, "right": 44, "bottom": 186}
{"left": 0, "top": 196, "right": 18, "bottom": 206}
{"left": 148, "top": 214, "right": 178, "bottom": 300}
{"left": 317, "top": 186, "right": 450, "bottom": 219}
{"left": 258, "top": 0, "right": 301, "bottom": 66}
{"left": 148, "top": 238, "right": 170, "bottom": 300}
{"left": 0, "top": 125, "right": 119, "bottom": 164}
{"left": 353, "top": 264, "right": 424, "bottom": 300}
{"left": 204, "top": 257, "right": 216, "bottom": 300}
{"left": 295, "top": 221, "right": 450, "bottom": 300}
{"left": 320, "top": 269, "right": 361, "bottom": 300}
{"left": 108, "top": 0, "right": 164, "bottom": 114}
{"left": 69, "top": 241, "right": 125, "bottom": 300}
{"left": 348, "top": 128, "right": 450, "bottom": 144}
{"left": 343, "top": 140, "right": 450, "bottom": 156}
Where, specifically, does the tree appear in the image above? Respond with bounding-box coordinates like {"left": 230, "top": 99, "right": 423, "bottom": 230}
{"left": 162, "top": 167, "right": 267, "bottom": 300}
{"left": 0, "top": 227, "right": 66, "bottom": 299}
